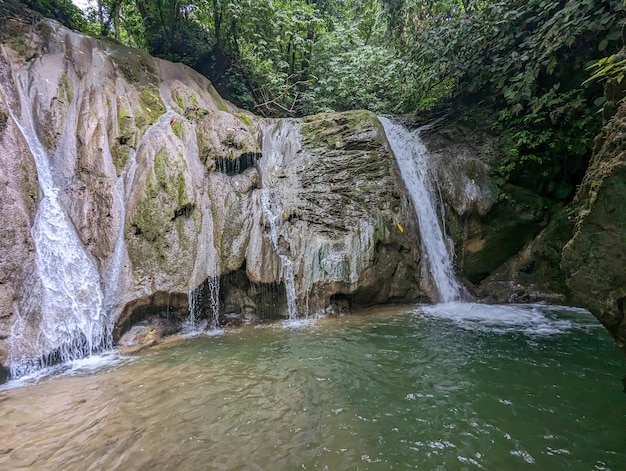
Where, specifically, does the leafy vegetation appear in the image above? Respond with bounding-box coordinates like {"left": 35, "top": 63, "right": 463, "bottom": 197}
{"left": 8, "top": 0, "right": 626, "bottom": 201}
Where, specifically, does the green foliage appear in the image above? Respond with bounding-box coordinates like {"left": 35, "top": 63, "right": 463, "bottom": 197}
{"left": 586, "top": 54, "right": 626, "bottom": 86}
{"left": 299, "top": 25, "right": 407, "bottom": 114}
{"left": 19, "top": 0, "right": 86, "bottom": 30}
{"left": 495, "top": 87, "right": 601, "bottom": 199}
{"left": 390, "top": 0, "right": 624, "bottom": 200}
{"left": 15, "top": 0, "right": 626, "bottom": 202}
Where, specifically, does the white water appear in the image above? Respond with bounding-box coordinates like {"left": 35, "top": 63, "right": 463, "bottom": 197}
{"left": 261, "top": 190, "right": 298, "bottom": 320}
{"left": 380, "top": 117, "right": 462, "bottom": 303}
{"left": 420, "top": 302, "right": 596, "bottom": 335}
{"left": 185, "top": 288, "right": 203, "bottom": 333}
{"left": 260, "top": 121, "right": 301, "bottom": 320}
{"left": 5, "top": 94, "right": 107, "bottom": 378}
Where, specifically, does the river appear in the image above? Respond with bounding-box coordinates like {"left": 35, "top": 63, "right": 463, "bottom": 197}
{"left": 0, "top": 303, "right": 624, "bottom": 470}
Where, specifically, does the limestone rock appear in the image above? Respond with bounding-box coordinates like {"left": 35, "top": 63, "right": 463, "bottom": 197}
{"left": 0, "top": 15, "right": 424, "bottom": 371}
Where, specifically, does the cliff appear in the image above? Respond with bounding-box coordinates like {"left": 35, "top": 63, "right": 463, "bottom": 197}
{"left": 0, "top": 13, "right": 424, "bottom": 372}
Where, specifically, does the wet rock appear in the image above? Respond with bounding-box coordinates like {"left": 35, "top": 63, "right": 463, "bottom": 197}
{"left": 243, "top": 112, "right": 426, "bottom": 310}
{"left": 478, "top": 209, "right": 574, "bottom": 303}
{"left": 562, "top": 101, "right": 626, "bottom": 345}
{"left": 458, "top": 185, "right": 553, "bottom": 284}
{"left": 418, "top": 114, "right": 553, "bottom": 289}
{"left": 117, "top": 316, "right": 180, "bottom": 353}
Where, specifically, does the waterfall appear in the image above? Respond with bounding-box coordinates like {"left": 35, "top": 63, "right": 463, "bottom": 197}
{"left": 5, "top": 98, "right": 108, "bottom": 377}
{"left": 379, "top": 117, "right": 462, "bottom": 303}
{"left": 259, "top": 121, "right": 301, "bottom": 320}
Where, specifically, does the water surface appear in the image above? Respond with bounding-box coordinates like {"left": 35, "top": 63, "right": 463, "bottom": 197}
{"left": 1, "top": 304, "right": 624, "bottom": 470}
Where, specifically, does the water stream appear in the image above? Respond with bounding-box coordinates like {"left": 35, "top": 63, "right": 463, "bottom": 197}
{"left": 0, "top": 304, "right": 623, "bottom": 470}
{"left": 259, "top": 121, "right": 301, "bottom": 320}
{"left": 3, "top": 77, "right": 107, "bottom": 378}
{"left": 380, "top": 117, "right": 462, "bottom": 303}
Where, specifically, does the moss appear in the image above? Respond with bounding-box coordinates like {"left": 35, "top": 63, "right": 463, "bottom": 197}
{"left": 176, "top": 173, "right": 186, "bottom": 202}
{"left": 111, "top": 86, "right": 164, "bottom": 175}
{"left": 301, "top": 110, "right": 377, "bottom": 149}
{"left": 0, "top": 109, "right": 7, "bottom": 133}
{"left": 107, "top": 43, "right": 157, "bottom": 85}
{"left": 127, "top": 148, "right": 197, "bottom": 269}
{"left": 1, "top": 14, "right": 40, "bottom": 60}
{"left": 36, "top": 21, "right": 52, "bottom": 43}
{"left": 136, "top": 86, "right": 165, "bottom": 128}
{"left": 237, "top": 112, "right": 254, "bottom": 128}
{"left": 173, "top": 90, "right": 208, "bottom": 121}
{"left": 7, "top": 35, "right": 29, "bottom": 58}
{"left": 205, "top": 83, "right": 229, "bottom": 112}
{"left": 59, "top": 73, "right": 74, "bottom": 103}
{"left": 20, "top": 163, "right": 39, "bottom": 209}
{"left": 174, "top": 93, "right": 185, "bottom": 110}
{"left": 171, "top": 120, "right": 184, "bottom": 139}
{"left": 39, "top": 112, "right": 57, "bottom": 150}
{"left": 154, "top": 149, "right": 169, "bottom": 184}
{"left": 111, "top": 107, "right": 134, "bottom": 174}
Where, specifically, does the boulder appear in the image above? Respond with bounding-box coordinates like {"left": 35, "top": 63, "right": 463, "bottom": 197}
{"left": 562, "top": 102, "right": 626, "bottom": 345}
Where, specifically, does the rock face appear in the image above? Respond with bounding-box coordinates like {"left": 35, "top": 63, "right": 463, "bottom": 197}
{"left": 561, "top": 102, "right": 626, "bottom": 346}
{"left": 0, "top": 14, "right": 424, "bottom": 371}
{"left": 418, "top": 115, "right": 557, "bottom": 295}
{"left": 419, "top": 107, "right": 626, "bottom": 347}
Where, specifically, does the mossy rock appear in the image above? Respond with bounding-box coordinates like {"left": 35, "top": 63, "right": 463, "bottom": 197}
{"left": 111, "top": 87, "right": 165, "bottom": 175}
{"left": 171, "top": 120, "right": 184, "bottom": 139}
{"left": 20, "top": 162, "right": 40, "bottom": 210}
{"left": 136, "top": 87, "right": 165, "bottom": 128}
{"left": 59, "top": 73, "right": 73, "bottom": 103}
{"left": 301, "top": 110, "right": 380, "bottom": 150}
{"left": 105, "top": 41, "right": 158, "bottom": 86}
{"left": 127, "top": 149, "right": 198, "bottom": 271}
{"left": 0, "top": 109, "right": 7, "bottom": 133}
{"left": 172, "top": 90, "right": 209, "bottom": 122}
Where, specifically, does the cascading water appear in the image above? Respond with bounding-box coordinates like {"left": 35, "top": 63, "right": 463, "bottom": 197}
{"left": 261, "top": 191, "right": 298, "bottom": 320}
{"left": 259, "top": 121, "right": 300, "bottom": 320}
{"left": 379, "top": 117, "right": 462, "bottom": 303}
{"left": 4, "top": 86, "right": 107, "bottom": 377}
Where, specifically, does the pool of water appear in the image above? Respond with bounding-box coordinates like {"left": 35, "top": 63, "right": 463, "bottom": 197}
{"left": 1, "top": 303, "right": 624, "bottom": 470}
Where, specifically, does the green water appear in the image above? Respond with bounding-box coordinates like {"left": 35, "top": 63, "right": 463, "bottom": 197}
{"left": 0, "top": 303, "right": 624, "bottom": 470}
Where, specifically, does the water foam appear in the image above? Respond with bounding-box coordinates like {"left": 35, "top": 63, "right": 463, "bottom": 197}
{"left": 418, "top": 302, "right": 596, "bottom": 335}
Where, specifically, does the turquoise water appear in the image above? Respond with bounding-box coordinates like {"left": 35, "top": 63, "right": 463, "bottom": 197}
{"left": 0, "top": 303, "right": 624, "bottom": 470}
